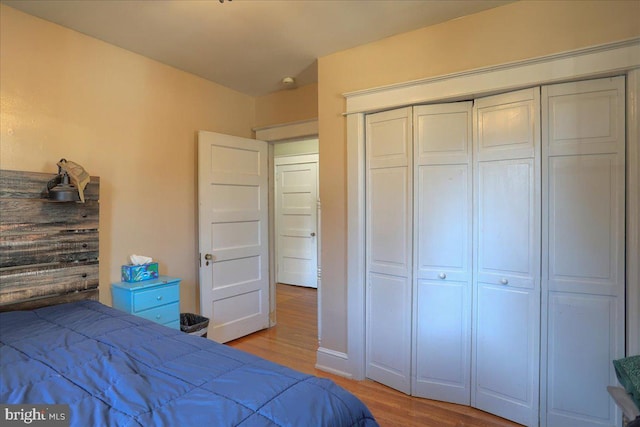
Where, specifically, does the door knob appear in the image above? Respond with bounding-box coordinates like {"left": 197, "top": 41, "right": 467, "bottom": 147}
{"left": 204, "top": 253, "right": 214, "bottom": 266}
{"left": 310, "top": 232, "right": 316, "bottom": 237}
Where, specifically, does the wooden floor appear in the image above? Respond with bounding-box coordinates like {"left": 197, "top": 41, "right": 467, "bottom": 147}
{"left": 228, "top": 283, "right": 521, "bottom": 427}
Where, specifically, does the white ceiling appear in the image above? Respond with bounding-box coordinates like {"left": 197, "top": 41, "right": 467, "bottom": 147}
{"left": 3, "top": 0, "right": 514, "bottom": 97}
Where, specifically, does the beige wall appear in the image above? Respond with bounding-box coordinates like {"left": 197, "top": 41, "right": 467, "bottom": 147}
{"left": 274, "top": 138, "right": 318, "bottom": 157}
{"left": 0, "top": 5, "right": 256, "bottom": 314}
{"left": 317, "top": 0, "right": 640, "bottom": 353}
{"left": 255, "top": 83, "right": 318, "bottom": 129}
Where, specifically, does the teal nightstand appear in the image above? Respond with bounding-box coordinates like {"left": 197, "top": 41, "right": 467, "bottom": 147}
{"left": 111, "top": 275, "right": 180, "bottom": 329}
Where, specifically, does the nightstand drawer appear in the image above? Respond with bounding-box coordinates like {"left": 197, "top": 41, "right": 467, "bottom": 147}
{"left": 133, "top": 284, "right": 179, "bottom": 312}
{"left": 137, "top": 302, "right": 179, "bottom": 325}
{"left": 111, "top": 275, "right": 181, "bottom": 328}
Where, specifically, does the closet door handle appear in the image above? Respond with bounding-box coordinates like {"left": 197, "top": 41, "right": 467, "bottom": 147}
{"left": 438, "top": 273, "right": 446, "bottom": 280}
{"left": 500, "top": 278, "right": 509, "bottom": 285}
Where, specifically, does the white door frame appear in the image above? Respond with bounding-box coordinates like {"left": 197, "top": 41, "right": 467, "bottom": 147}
{"left": 254, "top": 120, "right": 319, "bottom": 328}
{"left": 345, "top": 39, "right": 640, "bottom": 381}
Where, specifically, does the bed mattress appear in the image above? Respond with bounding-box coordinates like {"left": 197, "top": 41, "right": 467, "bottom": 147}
{"left": 0, "top": 300, "right": 377, "bottom": 426}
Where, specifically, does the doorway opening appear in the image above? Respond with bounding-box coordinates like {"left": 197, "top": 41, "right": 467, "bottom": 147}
{"left": 270, "top": 137, "right": 320, "bottom": 339}
{"left": 254, "top": 120, "right": 321, "bottom": 343}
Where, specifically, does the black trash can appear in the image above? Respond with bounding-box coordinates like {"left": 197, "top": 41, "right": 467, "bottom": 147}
{"left": 180, "top": 313, "right": 209, "bottom": 338}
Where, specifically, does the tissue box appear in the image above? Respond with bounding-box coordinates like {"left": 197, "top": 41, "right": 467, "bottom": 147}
{"left": 121, "top": 263, "right": 159, "bottom": 283}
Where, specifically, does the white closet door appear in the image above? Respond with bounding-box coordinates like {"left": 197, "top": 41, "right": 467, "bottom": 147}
{"left": 472, "top": 88, "right": 541, "bottom": 427}
{"left": 365, "top": 107, "right": 413, "bottom": 394}
{"left": 541, "top": 77, "right": 625, "bottom": 427}
{"left": 412, "top": 102, "right": 472, "bottom": 404}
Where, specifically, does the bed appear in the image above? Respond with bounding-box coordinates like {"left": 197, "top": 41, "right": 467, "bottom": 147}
{"left": 0, "top": 169, "right": 377, "bottom": 426}
{"left": 1, "top": 300, "right": 376, "bottom": 426}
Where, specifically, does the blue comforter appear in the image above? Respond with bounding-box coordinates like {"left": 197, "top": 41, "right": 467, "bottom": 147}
{"left": 0, "top": 301, "right": 377, "bottom": 426}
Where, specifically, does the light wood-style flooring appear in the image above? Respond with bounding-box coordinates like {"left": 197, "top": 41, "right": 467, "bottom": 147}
{"left": 228, "top": 283, "right": 521, "bottom": 427}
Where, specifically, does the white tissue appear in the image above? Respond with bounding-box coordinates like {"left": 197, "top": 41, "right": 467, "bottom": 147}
{"left": 130, "top": 254, "right": 153, "bottom": 265}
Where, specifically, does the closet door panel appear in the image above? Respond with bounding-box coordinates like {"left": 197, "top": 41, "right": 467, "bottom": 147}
{"left": 546, "top": 293, "right": 618, "bottom": 427}
{"left": 542, "top": 76, "right": 625, "bottom": 427}
{"left": 545, "top": 79, "right": 622, "bottom": 156}
{"left": 413, "top": 103, "right": 472, "bottom": 404}
{"left": 476, "top": 159, "right": 536, "bottom": 288}
{"left": 367, "top": 109, "right": 410, "bottom": 169}
{"left": 414, "top": 279, "right": 470, "bottom": 404}
{"left": 475, "top": 88, "right": 538, "bottom": 161}
{"left": 547, "top": 155, "right": 622, "bottom": 295}
{"left": 474, "top": 283, "right": 539, "bottom": 427}
{"left": 365, "top": 107, "right": 413, "bottom": 394}
{"left": 368, "top": 167, "right": 411, "bottom": 277}
{"left": 475, "top": 284, "right": 538, "bottom": 425}
{"left": 472, "top": 88, "right": 540, "bottom": 427}
{"left": 415, "top": 104, "right": 470, "bottom": 164}
{"left": 366, "top": 272, "right": 412, "bottom": 393}
{"left": 416, "top": 164, "right": 469, "bottom": 281}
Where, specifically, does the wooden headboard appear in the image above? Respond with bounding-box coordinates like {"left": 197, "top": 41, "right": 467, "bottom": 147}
{"left": 0, "top": 169, "right": 100, "bottom": 311}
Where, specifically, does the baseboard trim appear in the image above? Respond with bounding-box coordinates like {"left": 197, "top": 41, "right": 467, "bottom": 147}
{"left": 315, "top": 347, "right": 353, "bottom": 379}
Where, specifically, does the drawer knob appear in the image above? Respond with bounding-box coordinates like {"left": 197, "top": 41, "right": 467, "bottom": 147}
{"left": 500, "top": 278, "right": 509, "bottom": 285}
{"left": 438, "top": 273, "right": 446, "bottom": 280}
{"left": 157, "top": 295, "right": 163, "bottom": 301}
{"left": 156, "top": 315, "right": 161, "bottom": 320}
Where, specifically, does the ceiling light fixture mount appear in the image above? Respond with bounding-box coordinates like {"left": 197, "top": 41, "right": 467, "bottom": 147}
{"left": 282, "top": 76, "right": 295, "bottom": 86}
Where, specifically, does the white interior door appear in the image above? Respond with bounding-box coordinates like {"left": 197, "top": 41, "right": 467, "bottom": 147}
{"left": 412, "top": 102, "right": 472, "bottom": 405}
{"left": 198, "top": 131, "right": 269, "bottom": 343}
{"left": 365, "top": 107, "right": 413, "bottom": 394}
{"left": 541, "top": 76, "right": 625, "bottom": 427}
{"left": 275, "top": 155, "right": 318, "bottom": 288}
{"left": 472, "top": 88, "right": 541, "bottom": 427}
